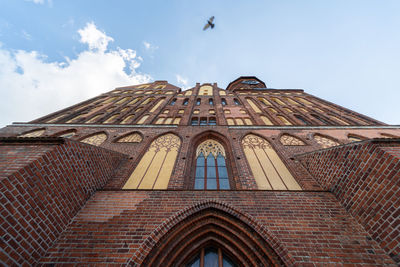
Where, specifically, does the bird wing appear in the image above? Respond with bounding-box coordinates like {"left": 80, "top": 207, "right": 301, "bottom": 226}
{"left": 209, "top": 16, "right": 215, "bottom": 23}
{"left": 203, "top": 23, "right": 210, "bottom": 30}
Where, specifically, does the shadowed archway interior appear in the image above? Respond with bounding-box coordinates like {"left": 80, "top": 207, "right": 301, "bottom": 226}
{"left": 140, "top": 207, "right": 286, "bottom": 267}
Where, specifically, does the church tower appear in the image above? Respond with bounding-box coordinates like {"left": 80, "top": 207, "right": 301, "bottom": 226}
{"left": 0, "top": 76, "right": 399, "bottom": 265}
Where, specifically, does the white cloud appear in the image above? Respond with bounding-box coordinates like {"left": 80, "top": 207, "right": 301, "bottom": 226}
{"left": 176, "top": 74, "right": 189, "bottom": 89}
{"left": 0, "top": 22, "right": 151, "bottom": 127}
{"left": 78, "top": 22, "right": 113, "bottom": 53}
{"left": 143, "top": 41, "right": 158, "bottom": 52}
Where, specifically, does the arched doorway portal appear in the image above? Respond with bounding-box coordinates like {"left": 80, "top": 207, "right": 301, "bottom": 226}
{"left": 138, "top": 203, "right": 286, "bottom": 266}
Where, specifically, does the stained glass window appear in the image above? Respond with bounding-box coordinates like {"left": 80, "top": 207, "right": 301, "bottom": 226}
{"left": 194, "top": 140, "right": 229, "bottom": 190}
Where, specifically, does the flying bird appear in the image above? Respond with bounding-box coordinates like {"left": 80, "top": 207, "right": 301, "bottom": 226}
{"left": 203, "top": 16, "right": 215, "bottom": 31}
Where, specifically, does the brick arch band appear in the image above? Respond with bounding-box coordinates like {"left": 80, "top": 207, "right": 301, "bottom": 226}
{"left": 128, "top": 201, "right": 291, "bottom": 266}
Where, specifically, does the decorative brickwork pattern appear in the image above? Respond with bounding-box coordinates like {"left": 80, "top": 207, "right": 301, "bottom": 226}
{"left": 280, "top": 134, "right": 305, "bottom": 146}
{"left": 0, "top": 138, "right": 127, "bottom": 266}
{"left": 39, "top": 191, "right": 394, "bottom": 265}
{"left": 314, "top": 134, "right": 340, "bottom": 148}
{"left": 297, "top": 139, "right": 400, "bottom": 264}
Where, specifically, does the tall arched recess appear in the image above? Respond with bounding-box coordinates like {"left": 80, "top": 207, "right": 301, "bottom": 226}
{"left": 185, "top": 131, "right": 238, "bottom": 190}
{"left": 242, "top": 134, "right": 301, "bottom": 190}
{"left": 136, "top": 203, "right": 286, "bottom": 266}
{"left": 123, "top": 133, "right": 181, "bottom": 189}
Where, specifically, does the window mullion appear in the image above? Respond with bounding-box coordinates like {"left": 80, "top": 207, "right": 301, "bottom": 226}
{"left": 204, "top": 159, "right": 207, "bottom": 190}
{"left": 215, "top": 157, "right": 220, "bottom": 190}
{"left": 218, "top": 248, "right": 223, "bottom": 267}
{"left": 200, "top": 248, "right": 205, "bottom": 267}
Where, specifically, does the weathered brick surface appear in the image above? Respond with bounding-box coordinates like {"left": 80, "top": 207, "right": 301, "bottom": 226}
{"left": 297, "top": 139, "right": 400, "bottom": 263}
{"left": 38, "top": 190, "right": 395, "bottom": 266}
{"left": 0, "top": 138, "right": 127, "bottom": 266}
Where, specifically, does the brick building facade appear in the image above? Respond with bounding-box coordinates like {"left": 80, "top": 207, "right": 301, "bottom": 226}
{"left": 0, "top": 76, "right": 399, "bottom": 266}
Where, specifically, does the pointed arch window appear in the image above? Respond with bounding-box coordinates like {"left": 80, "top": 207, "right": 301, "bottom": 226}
{"left": 196, "top": 98, "right": 201, "bottom": 105}
{"left": 221, "top": 98, "right": 227, "bottom": 105}
{"left": 191, "top": 117, "right": 199, "bottom": 125}
{"left": 200, "top": 117, "right": 207, "bottom": 126}
{"left": 294, "top": 114, "right": 310, "bottom": 125}
{"left": 186, "top": 247, "right": 237, "bottom": 267}
{"left": 194, "top": 140, "right": 230, "bottom": 190}
{"left": 233, "top": 98, "right": 240, "bottom": 105}
{"left": 209, "top": 117, "right": 217, "bottom": 125}
{"left": 209, "top": 98, "right": 214, "bottom": 105}
{"left": 311, "top": 114, "right": 330, "bottom": 125}
{"left": 170, "top": 98, "right": 177, "bottom": 106}
{"left": 183, "top": 98, "right": 189, "bottom": 105}
{"left": 242, "top": 134, "right": 301, "bottom": 190}
{"left": 123, "top": 133, "right": 181, "bottom": 189}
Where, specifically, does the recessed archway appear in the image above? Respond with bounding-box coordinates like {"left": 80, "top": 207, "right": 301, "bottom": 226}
{"left": 130, "top": 201, "right": 287, "bottom": 266}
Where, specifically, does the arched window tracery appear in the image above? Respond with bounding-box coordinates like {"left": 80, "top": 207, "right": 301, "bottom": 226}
{"left": 314, "top": 134, "right": 340, "bottom": 148}
{"left": 80, "top": 133, "right": 107, "bottom": 146}
{"left": 280, "top": 134, "right": 305, "bottom": 146}
{"left": 194, "top": 139, "right": 230, "bottom": 190}
{"left": 242, "top": 134, "right": 301, "bottom": 190}
{"left": 123, "top": 133, "right": 181, "bottom": 189}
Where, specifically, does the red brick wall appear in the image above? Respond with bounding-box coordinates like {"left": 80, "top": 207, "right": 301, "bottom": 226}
{"left": 39, "top": 190, "right": 395, "bottom": 266}
{"left": 0, "top": 138, "right": 127, "bottom": 266}
{"left": 297, "top": 139, "right": 400, "bottom": 263}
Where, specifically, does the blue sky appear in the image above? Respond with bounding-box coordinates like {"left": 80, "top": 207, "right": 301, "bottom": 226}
{"left": 0, "top": 0, "right": 399, "bottom": 126}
